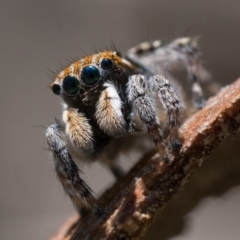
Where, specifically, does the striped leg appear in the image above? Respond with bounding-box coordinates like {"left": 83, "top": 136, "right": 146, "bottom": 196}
{"left": 46, "top": 122, "right": 102, "bottom": 216}
{"left": 127, "top": 74, "right": 171, "bottom": 162}
{"left": 152, "top": 75, "right": 182, "bottom": 150}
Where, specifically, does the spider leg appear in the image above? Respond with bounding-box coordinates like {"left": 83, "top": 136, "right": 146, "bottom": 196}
{"left": 46, "top": 122, "right": 102, "bottom": 216}
{"left": 126, "top": 37, "right": 208, "bottom": 109}
{"left": 183, "top": 48, "right": 205, "bottom": 109}
{"left": 152, "top": 75, "right": 182, "bottom": 150}
{"left": 170, "top": 37, "right": 206, "bottom": 109}
{"left": 127, "top": 74, "right": 171, "bottom": 162}
{"left": 56, "top": 168, "right": 88, "bottom": 215}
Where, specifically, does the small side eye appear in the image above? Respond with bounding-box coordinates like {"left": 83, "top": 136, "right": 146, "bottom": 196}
{"left": 101, "top": 58, "right": 113, "bottom": 70}
{"left": 52, "top": 84, "right": 61, "bottom": 95}
{"left": 81, "top": 65, "right": 100, "bottom": 85}
{"left": 62, "top": 76, "right": 80, "bottom": 95}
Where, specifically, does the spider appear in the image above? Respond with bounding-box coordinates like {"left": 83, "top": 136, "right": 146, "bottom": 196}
{"left": 46, "top": 37, "right": 209, "bottom": 215}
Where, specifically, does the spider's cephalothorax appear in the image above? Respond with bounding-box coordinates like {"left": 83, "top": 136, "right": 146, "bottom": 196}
{"left": 46, "top": 37, "right": 209, "bottom": 215}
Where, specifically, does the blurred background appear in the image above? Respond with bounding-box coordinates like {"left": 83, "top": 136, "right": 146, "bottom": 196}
{"left": 0, "top": 0, "right": 240, "bottom": 239}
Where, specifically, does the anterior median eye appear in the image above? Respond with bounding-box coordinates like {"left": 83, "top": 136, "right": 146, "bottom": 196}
{"left": 101, "top": 58, "right": 113, "bottom": 70}
{"left": 62, "top": 76, "right": 80, "bottom": 95}
{"left": 81, "top": 65, "right": 100, "bottom": 85}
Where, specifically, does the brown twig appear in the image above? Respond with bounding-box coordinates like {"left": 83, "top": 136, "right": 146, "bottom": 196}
{"left": 50, "top": 78, "right": 240, "bottom": 240}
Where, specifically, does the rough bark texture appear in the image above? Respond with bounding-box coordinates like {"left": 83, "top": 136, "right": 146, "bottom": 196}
{"left": 50, "top": 79, "right": 240, "bottom": 240}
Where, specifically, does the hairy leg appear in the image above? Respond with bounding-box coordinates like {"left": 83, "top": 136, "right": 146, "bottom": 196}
{"left": 46, "top": 122, "right": 102, "bottom": 215}
{"left": 152, "top": 75, "right": 182, "bottom": 150}
{"left": 127, "top": 74, "right": 170, "bottom": 161}
{"left": 126, "top": 37, "right": 207, "bottom": 109}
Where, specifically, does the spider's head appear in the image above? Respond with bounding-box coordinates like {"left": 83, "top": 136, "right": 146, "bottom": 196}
{"left": 51, "top": 51, "right": 133, "bottom": 108}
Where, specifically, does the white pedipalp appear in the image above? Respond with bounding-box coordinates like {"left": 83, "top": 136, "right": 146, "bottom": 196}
{"left": 95, "top": 81, "right": 126, "bottom": 137}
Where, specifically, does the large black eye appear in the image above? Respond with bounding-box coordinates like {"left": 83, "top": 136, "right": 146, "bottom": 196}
{"left": 101, "top": 58, "right": 113, "bottom": 70}
{"left": 52, "top": 84, "right": 61, "bottom": 95}
{"left": 81, "top": 65, "right": 100, "bottom": 85}
{"left": 62, "top": 76, "right": 80, "bottom": 95}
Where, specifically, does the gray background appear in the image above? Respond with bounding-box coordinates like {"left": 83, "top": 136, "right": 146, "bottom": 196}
{"left": 1, "top": 0, "right": 240, "bottom": 239}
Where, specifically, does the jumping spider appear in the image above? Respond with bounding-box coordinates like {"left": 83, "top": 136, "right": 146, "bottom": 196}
{"left": 46, "top": 37, "right": 209, "bottom": 215}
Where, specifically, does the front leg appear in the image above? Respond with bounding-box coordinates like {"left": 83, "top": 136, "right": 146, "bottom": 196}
{"left": 171, "top": 37, "right": 206, "bottom": 109}
{"left": 46, "top": 121, "right": 102, "bottom": 216}
{"left": 152, "top": 75, "right": 182, "bottom": 150}
{"left": 127, "top": 74, "right": 170, "bottom": 161}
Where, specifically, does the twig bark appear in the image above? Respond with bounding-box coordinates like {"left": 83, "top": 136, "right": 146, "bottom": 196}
{"left": 50, "top": 78, "right": 240, "bottom": 240}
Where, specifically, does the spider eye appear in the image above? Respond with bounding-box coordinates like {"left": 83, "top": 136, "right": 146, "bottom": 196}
{"left": 81, "top": 65, "right": 100, "bottom": 85}
{"left": 52, "top": 84, "right": 61, "bottom": 95}
{"left": 101, "top": 58, "right": 113, "bottom": 70}
{"left": 62, "top": 76, "right": 80, "bottom": 95}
